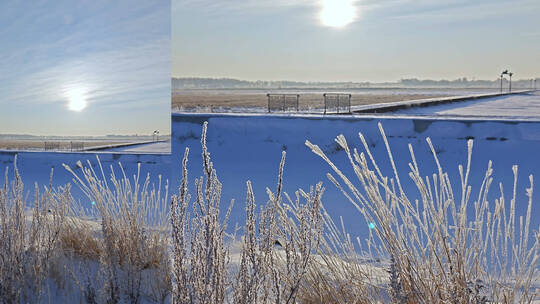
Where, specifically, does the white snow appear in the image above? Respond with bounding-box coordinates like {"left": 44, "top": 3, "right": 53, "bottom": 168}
{"left": 0, "top": 151, "right": 172, "bottom": 208}
{"left": 392, "top": 91, "right": 540, "bottom": 119}
{"left": 101, "top": 140, "right": 171, "bottom": 153}
{"left": 171, "top": 113, "right": 540, "bottom": 242}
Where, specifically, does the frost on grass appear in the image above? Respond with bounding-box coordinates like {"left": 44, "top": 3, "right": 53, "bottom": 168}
{"left": 2, "top": 120, "right": 539, "bottom": 304}
{"left": 0, "top": 155, "right": 171, "bottom": 303}
{"left": 0, "top": 156, "right": 68, "bottom": 303}
{"left": 306, "top": 122, "right": 539, "bottom": 303}
{"left": 171, "top": 122, "right": 324, "bottom": 304}
{"left": 63, "top": 157, "right": 171, "bottom": 304}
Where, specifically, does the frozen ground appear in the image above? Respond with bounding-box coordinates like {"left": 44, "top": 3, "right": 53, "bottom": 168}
{"left": 173, "top": 87, "right": 502, "bottom": 97}
{"left": 172, "top": 113, "right": 540, "bottom": 243}
{"left": 172, "top": 88, "right": 507, "bottom": 114}
{"left": 392, "top": 91, "right": 540, "bottom": 119}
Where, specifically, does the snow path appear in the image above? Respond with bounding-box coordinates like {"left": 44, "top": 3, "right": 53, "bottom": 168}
{"left": 102, "top": 140, "right": 171, "bottom": 153}
{"left": 392, "top": 91, "right": 540, "bottom": 119}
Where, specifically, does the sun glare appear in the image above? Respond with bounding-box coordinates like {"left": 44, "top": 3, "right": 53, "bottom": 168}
{"left": 66, "top": 87, "right": 88, "bottom": 112}
{"left": 319, "top": 0, "right": 356, "bottom": 28}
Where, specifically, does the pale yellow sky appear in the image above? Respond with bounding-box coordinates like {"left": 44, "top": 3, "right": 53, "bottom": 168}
{"left": 173, "top": 0, "right": 540, "bottom": 83}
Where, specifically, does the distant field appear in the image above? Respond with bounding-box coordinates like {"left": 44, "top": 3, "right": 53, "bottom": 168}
{"left": 0, "top": 140, "right": 132, "bottom": 151}
{"left": 171, "top": 88, "right": 507, "bottom": 112}
{"left": 172, "top": 92, "right": 448, "bottom": 112}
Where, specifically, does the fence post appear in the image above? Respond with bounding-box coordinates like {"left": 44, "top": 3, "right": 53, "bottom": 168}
{"left": 323, "top": 93, "right": 327, "bottom": 115}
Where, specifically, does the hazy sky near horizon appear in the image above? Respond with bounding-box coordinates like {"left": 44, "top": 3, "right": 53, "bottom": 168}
{"left": 0, "top": 0, "right": 170, "bottom": 136}
{"left": 172, "top": 0, "right": 540, "bottom": 82}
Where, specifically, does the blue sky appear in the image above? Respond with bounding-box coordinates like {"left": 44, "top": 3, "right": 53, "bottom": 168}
{"left": 172, "top": 0, "right": 540, "bottom": 82}
{"left": 0, "top": 0, "right": 170, "bottom": 136}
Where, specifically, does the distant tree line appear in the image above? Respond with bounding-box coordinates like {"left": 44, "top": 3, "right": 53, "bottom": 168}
{"left": 172, "top": 77, "right": 539, "bottom": 90}
{"left": 172, "top": 77, "right": 370, "bottom": 89}
{"left": 400, "top": 77, "right": 537, "bottom": 88}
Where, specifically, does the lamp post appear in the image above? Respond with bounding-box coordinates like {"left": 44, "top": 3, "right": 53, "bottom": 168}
{"left": 500, "top": 70, "right": 508, "bottom": 93}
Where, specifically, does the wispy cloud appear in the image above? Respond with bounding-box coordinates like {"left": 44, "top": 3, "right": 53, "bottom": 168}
{"left": 380, "top": 0, "right": 540, "bottom": 22}
{"left": 173, "top": 0, "right": 317, "bottom": 17}
{"left": 0, "top": 0, "right": 170, "bottom": 135}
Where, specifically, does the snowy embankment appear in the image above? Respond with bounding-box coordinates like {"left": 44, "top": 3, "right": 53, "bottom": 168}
{"left": 392, "top": 91, "right": 540, "bottom": 119}
{"left": 0, "top": 150, "right": 171, "bottom": 208}
{"left": 99, "top": 140, "right": 171, "bottom": 153}
{"left": 171, "top": 113, "right": 540, "bottom": 241}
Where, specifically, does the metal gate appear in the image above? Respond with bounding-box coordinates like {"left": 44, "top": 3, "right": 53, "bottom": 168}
{"left": 267, "top": 94, "right": 300, "bottom": 112}
{"left": 323, "top": 93, "right": 351, "bottom": 114}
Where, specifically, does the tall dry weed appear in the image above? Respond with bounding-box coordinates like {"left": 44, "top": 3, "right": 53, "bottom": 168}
{"left": 63, "top": 157, "right": 171, "bottom": 303}
{"left": 171, "top": 122, "right": 324, "bottom": 304}
{"left": 171, "top": 122, "right": 233, "bottom": 303}
{"left": 0, "top": 157, "right": 68, "bottom": 303}
{"left": 306, "top": 122, "right": 540, "bottom": 303}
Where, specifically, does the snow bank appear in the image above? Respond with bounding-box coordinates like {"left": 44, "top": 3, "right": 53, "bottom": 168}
{"left": 0, "top": 150, "right": 171, "bottom": 208}
{"left": 172, "top": 113, "right": 540, "bottom": 241}
{"left": 102, "top": 140, "right": 171, "bottom": 153}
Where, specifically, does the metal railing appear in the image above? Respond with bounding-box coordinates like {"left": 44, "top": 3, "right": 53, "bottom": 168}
{"left": 267, "top": 93, "right": 300, "bottom": 112}
{"left": 70, "top": 141, "right": 84, "bottom": 151}
{"left": 44, "top": 141, "right": 60, "bottom": 151}
{"left": 323, "top": 93, "right": 351, "bottom": 114}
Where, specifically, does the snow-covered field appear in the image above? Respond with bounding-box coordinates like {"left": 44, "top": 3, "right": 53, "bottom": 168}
{"left": 0, "top": 150, "right": 172, "bottom": 208}
{"left": 173, "top": 87, "right": 503, "bottom": 97}
{"left": 393, "top": 91, "right": 540, "bottom": 119}
{"left": 2, "top": 105, "right": 539, "bottom": 302}
{"left": 171, "top": 112, "right": 540, "bottom": 241}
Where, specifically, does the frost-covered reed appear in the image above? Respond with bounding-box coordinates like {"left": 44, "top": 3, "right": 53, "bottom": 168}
{"left": 306, "top": 122, "right": 539, "bottom": 303}
{"left": 171, "top": 122, "right": 324, "bottom": 304}
{"left": 0, "top": 155, "right": 171, "bottom": 303}
{"left": 1, "top": 121, "right": 538, "bottom": 304}
{"left": 63, "top": 157, "right": 171, "bottom": 303}
{"left": 0, "top": 157, "right": 68, "bottom": 303}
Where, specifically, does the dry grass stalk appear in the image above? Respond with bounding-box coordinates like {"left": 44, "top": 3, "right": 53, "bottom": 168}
{"left": 267, "top": 167, "right": 324, "bottom": 304}
{"left": 63, "top": 156, "right": 171, "bottom": 303}
{"left": 171, "top": 121, "right": 233, "bottom": 304}
{"left": 171, "top": 122, "right": 325, "bottom": 304}
{"left": 306, "top": 122, "right": 540, "bottom": 303}
{"left": 233, "top": 153, "right": 324, "bottom": 304}
{"left": 0, "top": 156, "right": 68, "bottom": 303}
{"left": 297, "top": 207, "right": 386, "bottom": 303}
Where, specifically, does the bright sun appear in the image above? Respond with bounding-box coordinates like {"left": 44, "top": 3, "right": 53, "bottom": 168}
{"left": 66, "top": 88, "right": 88, "bottom": 112}
{"left": 319, "top": 0, "right": 356, "bottom": 28}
